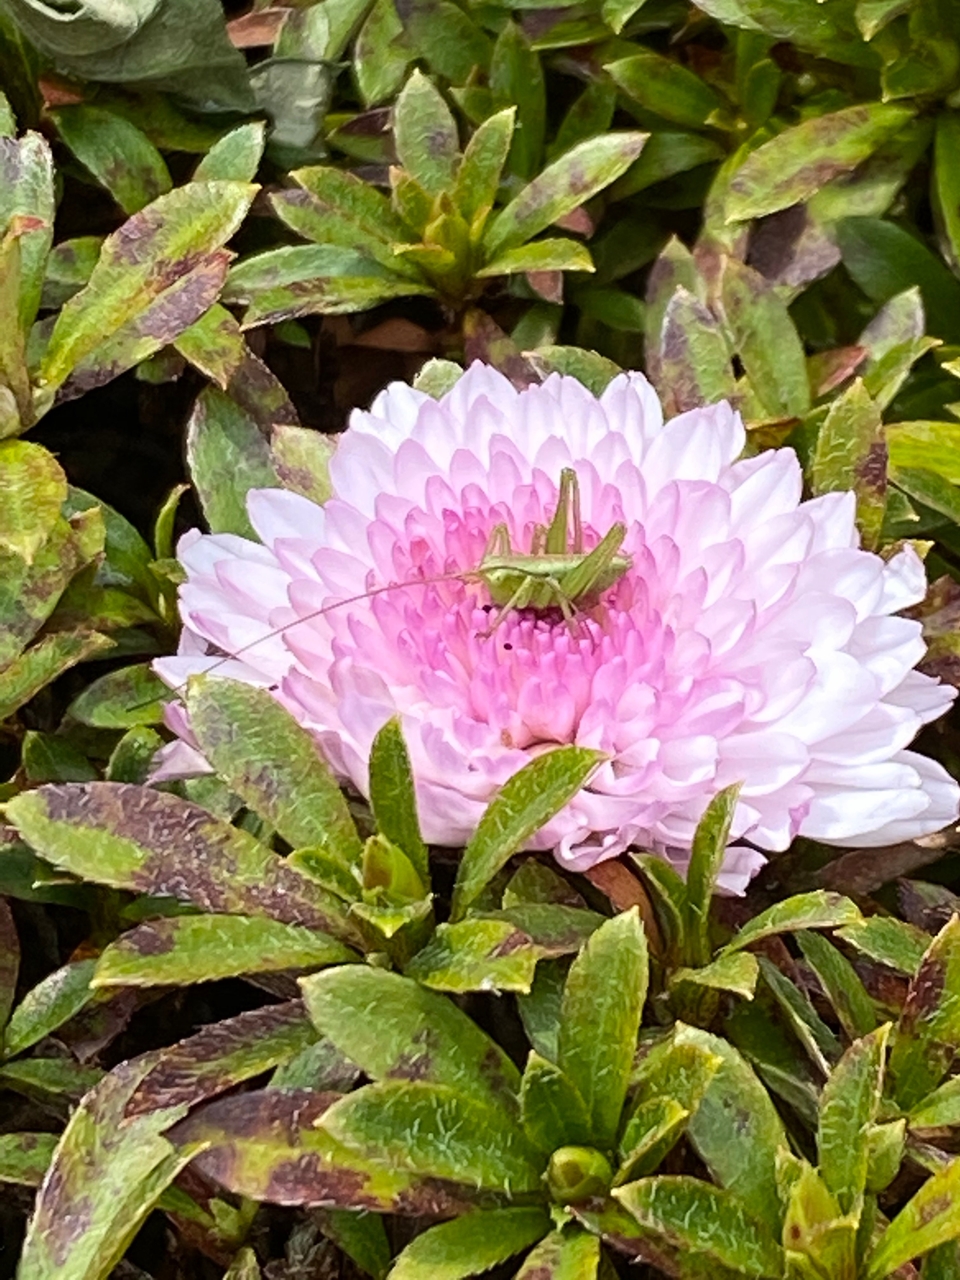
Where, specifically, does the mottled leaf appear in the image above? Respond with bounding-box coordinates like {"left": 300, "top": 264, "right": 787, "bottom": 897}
{"left": 454, "top": 108, "right": 515, "bottom": 225}
{"left": 720, "top": 257, "right": 810, "bottom": 418}
{"left": 40, "top": 181, "right": 256, "bottom": 393}
{"left": 889, "top": 916, "right": 960, "bottom": 1109}
{"left": 0, "top": 630, "right": 114, "bottom": 721}
{"left": 405, "top": 918, "right": 542, "bottom": 993}
{"left": 675, "top": 1025, "right": 787, "bottom": 1233}
{"left": 726, "top": 104, "right": 915, "bottom": 222}
{"left": 671, "top": 951, "right": 759, "bottom": 1000}
{"left": 18, "top": 1058, "right": 200, "bottom": 1280}
{"left": 811, "top": 379, "right": 886, "bottom": 548}
{"left": 389, "top": 1208, "right": 551, "bottom": 1280}
{"left": 170, "top": 1088, "right": 443, "bottom": 1212}
{"left": 451, "top": 746, "right": 604, "bottom": 919}
{"left": 0, "top": 897, "right": 17, "bottom": 1030}
{"left": 393, "top": 69, "right": 459, "bottom": 198}
{"left": 52, "top": 106, "right": 171, "bottom": 215}
{"left": 484, "top": 133, "right": 647, "bottom": 256}
{"left": 655, "top": 287, "right": 736, "bottom": 417}
{"left": 513, "top": 1228, "right": 600, "bottom": 1278}
{"left": 866, "top": 1158, "right": 960, "bottom": 1279}
{"left": 129, "top": 1000, "right": 318, "bottom": 1115}
{"left": 94, "top": 914, "right": 357, "bottom": 987}
{"left": 520, "top": 1051, "right": 592, "bottom": 1153}
{"left": 173, "top": 303, "right": 247, "bottom": 387}
{"left": 685, "top": 784, "right": 741, "bottom": 967}
{"left": 185, "top": 387, "right": 280, "bottom": 538}
{"left": 477, "top": 238, "right": 593, "bottom": 279}
{"left": 186, "top": 677, "right": 362, "bottom": 862}
{"left": 67, "top": 664, "right": 168, "bottom": 728}
{"left": 489, "top": 22, "right": 544, "bottom": 181}
{"left": 2, "top": 958, "right": 94, "bottom": 1058}
{"left": 0, "top": 131, "right": 54, "bottom": 332}
{"left": 0, "top": 1131, "right": 57, "bottom": 1186}
{"left": 5, "top": 783, "right": 359, "bottom": 944}
{"left": 818, "top": 1025, "right": 890, "bottom": 1213}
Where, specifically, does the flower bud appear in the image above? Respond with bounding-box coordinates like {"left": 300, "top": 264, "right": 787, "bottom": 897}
{"left": 546, "top": 1146, "right": 613, "bottom": 1204}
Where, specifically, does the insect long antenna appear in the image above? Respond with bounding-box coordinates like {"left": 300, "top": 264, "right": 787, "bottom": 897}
{"left": 158, "top": 567, "right": 468, "bottom": 703}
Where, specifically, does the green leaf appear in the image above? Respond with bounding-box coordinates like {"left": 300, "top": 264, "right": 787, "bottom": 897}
{"left": 726, "top": 104, "right": 915, "bottom": 222}
{"left": 520, "top": 1051, "right": 592, "bottom": 1152}
{"left": 0, "top": 438, "right": 65, "bottom": 564}
{"left": 454, "top": 108, "right": 515, "bottom": 225}
{"left": 910, "top": 1076, "right": 960, "bottom": 1128}
{"left": 934, "top": 112, "right": 960, "bottom": 274}
{"left": 685, "top": 784, "right": 741, "bottom": 967}
{"left": 369, "top": 716, "right": 428, "bottom": 883}
{"left": 837, "top": 217, "right": 960, "bottom": 345}
{"left": 22, "top": 731, "right": 97, "bottom": 784}
{"left": 67, "top": 664, "right": 168, "bottom": 728}
{"left": 525, "top": 347, "right": 620, "bottom": 395}
{"left": 170, "top": 1088, "right": 429, "bottom": 1211}
{"left": 2, "top": 958, "right": 95, "bottom": 1058}
{"left": 721, "top": 892, "right": 861, "bottom": 956}
{"left": 394, "top": 70, "right": 460, "bottom": 198}
{"left": 40, "top": 181, "right": 256, "bottom": 393}
{"left": 322, "top": 1080, "right": 543, "bottom": 1192}
{"left": 811, "top": 379, "right": 886, "bottom": 549}
{"left": 720, "top": 257, "right": 811, "bottom": 418}
{"left": 477, "top": 238, "right": 594, "bottom": 278}
{"left": 616, "top": 1097, "right": 692, "bottom": 1184}
{"left": 389, "top": 1208, "right": 551, "bottom": 1280}
{"left": 484, "top": 133, "right": 647, "bottom": 257}
{"left": 354, "top": 0, "right": 410, "bottom": 105}
{"left": 797, "top": 930, "right": 877, "bottom": 1039}
{"left": 674, "top": 1025, "right": 787, "bottom": 1234}
{"left": 173, "top": 303, "right": 247, "bottom": 388}
{"left": 0, "top": 129, "right": 54, "bottom": 333}
{"left": 759, "top": 956, "right": 841, "bottom": 1075}
{"left": 513, "top": 1229, "right": 600, "bottom": 1278}
{"left": 0, "top": 1132, "right": 56, "bottom": 1187}
{"left": 0, "top": 630, "right": 113, "bottom": 721}
{"left": 606, "top": 53, "right": 726, "bottom": 130}
{"left": 671, "top": 952, "right": 759, "bottom": 1000}
{"left": 17, "top": 1058, "right": 200, "bottom": 1280}
{"left": 194, "top": 123, "right": 266, "bottom": 183}
{"left": 300, "top": 967, "right": 521, "bottom": 1110}
{"left": 490, "top": 23, "right": 544, "bottom": 181}
{"left": 52, "top": 105, "right": 171, "bottom": 215}
{"left": 557, "top": 909, "right": 647, "bottom": 1149}
{"left": 41, "top": 236, "right": 101, "bottom": 310}
{"left": 185, "top": 386, "right": 280, "bottom": 538}
{"left": 5, "top": 782, "right": 358, "bottom": 944}
{"left": 317, "top": 1209, "right": 390, "bottom": 1280}
{"left": 654, "top": 287, "right": 737, "bottom": 417}
{"left": 451, "top": 747, "right": 604, "bottom": 919}
{"left": 270, "top": 424, "right": 334, "bottom": 506}
{"left": 274, "top": 176, "right": 420, "bottom": 277}
{"left": 405, "top": 918, "right": 541, "bottom": 993}
{"left": 867, "top": 1159, "right": 960, "bottom": 1279}
{"left": 886, "top": 420, "right": 960, "bottom": 486}
{"left": 836, "top": 915, "right": 928, "bottom": 974}
{"left": 0, "top": 898, "right": 16, "bottom": 1032}
{"left": 614, "top": 1177, "right": 783, "bottom": 1276}
{"left": 93, "top": 914, "right": 357, "bottom": 987}
{"left": 890, "top": 466, "right": 960, "bottom": 524}
{"left": 413, "top": 358, "right": 464, "bottom": 398}
{"left": 186, "top": 677, "right": 362, "bottom": 863}
{"left": 0, "top": 1057, "right": 103, "bottom": 1099}
{"left": 818, "top": 1025, "right": 890, "bottom": 1214}
{"left": 890, "top": 917, "right": 960, "bottom": 1109}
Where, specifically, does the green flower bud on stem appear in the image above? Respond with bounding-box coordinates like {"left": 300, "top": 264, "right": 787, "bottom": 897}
{"left": 546, "top": 1146, "right": 614, "bottom": 1204}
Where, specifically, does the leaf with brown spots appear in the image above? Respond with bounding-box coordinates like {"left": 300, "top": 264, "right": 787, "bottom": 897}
{"left": 0, "top": 1132, "right": 58, "bottom": 1187}
{"left": 0, "top": 629, "right": 114, "bottom": 721}
{"left": 811, "top": 379, "right": 886, "bottom": 549}
{"left": 866, "top": 1157, "right": 960, "bottom": 1279}
{"left": 18, "top": 1056, "right": 202, "bottom": 1280}
{"left": 93, "top": 914, "right": 358, "bottom": 988}
{"left": 5, "top": 783, "right": 362, "bottom": 947}
{"left": 512, "top": 1226, "right": 600, "bottom": 1278}
{"left": 2, "top": 957, "right": 95, "bottom": 1058}
{"left": 655, "top": 286, "right": 736, "bottom": 418}
{"left": 0, "top": 131, "right": 55, "bottom": 334}
{"left": 889, "top": 916, "right": 960, "bottom": 1109}
{"left": 39, "top": 180, "right": 256, "bottom": 393}
{"left": 126, "top": 1000, "right": 319, "bottom": 1116}
{"left": 168, "top": 1088, "right": 466, "bottom": 1213}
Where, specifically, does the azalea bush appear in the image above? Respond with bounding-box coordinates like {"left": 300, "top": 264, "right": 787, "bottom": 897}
{"left": 6, "top": 0, "right": 960, "bottom": 1277}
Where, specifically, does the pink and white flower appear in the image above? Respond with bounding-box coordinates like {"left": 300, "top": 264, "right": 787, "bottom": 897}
{"left": 154, "top": 363, "right": 959, "bottom": 893}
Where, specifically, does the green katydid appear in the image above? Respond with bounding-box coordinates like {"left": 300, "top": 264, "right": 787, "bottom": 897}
{"left": 159, "top": 469, "right": 633, "bottom": 696}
